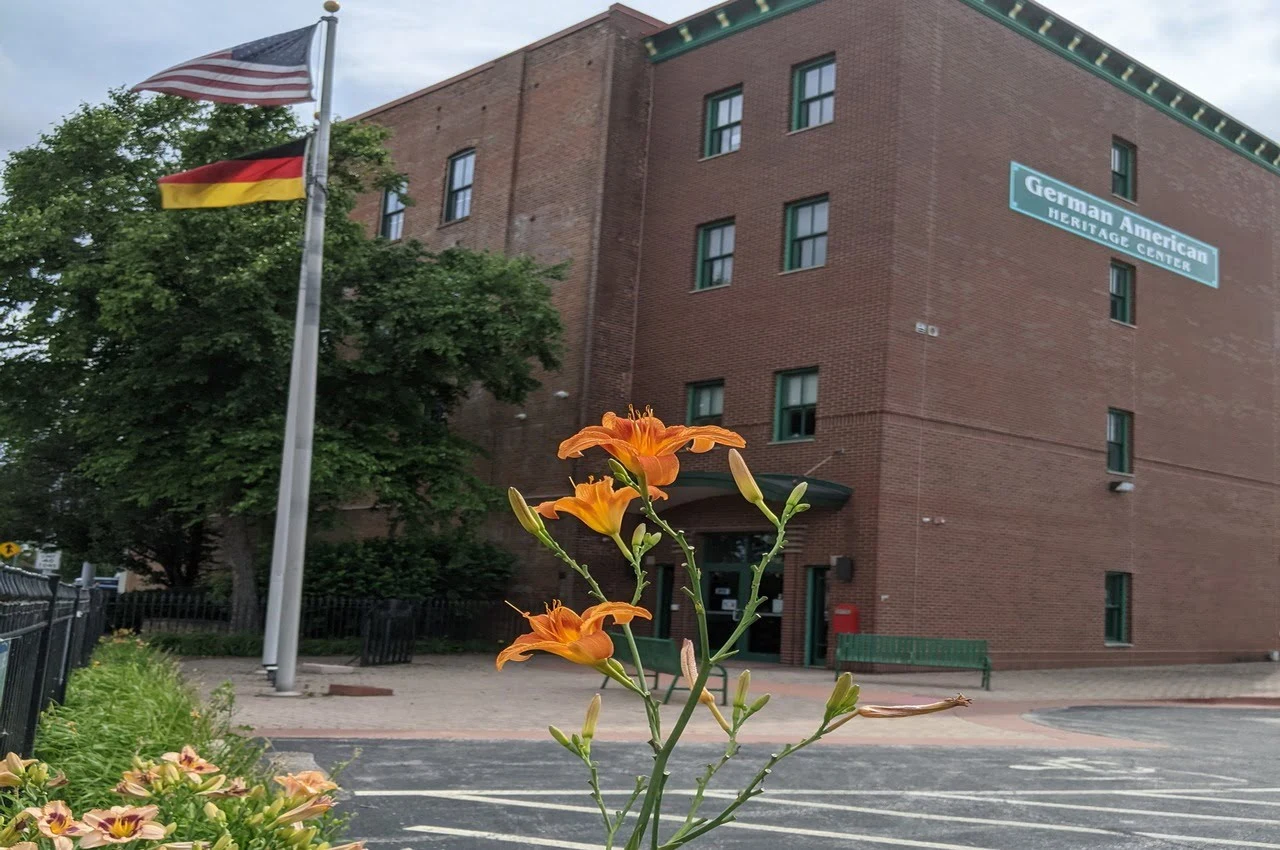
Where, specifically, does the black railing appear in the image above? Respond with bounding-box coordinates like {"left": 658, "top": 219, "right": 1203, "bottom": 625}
{"left": 108, "top": 591, "right": 526, "bottom": 649}
{"left": 0, "top": 570, "right": 110, "bottom": 756}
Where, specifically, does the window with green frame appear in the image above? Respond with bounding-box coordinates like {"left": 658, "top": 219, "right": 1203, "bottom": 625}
{"left": 1110, "top": 261, "right": 1135, "bottom": 324}
{"left": 696, "top": 220, "right": 735, "bottom": 289}
{"left": 705, "top": 87, "right": 743, "bottom": 157}
{"left": 785, "top": 196, "right": 829, "bottom": 270}
{"left": 380, "top": 184, "right": 406, "bottom": 240}
{"left": 1107, "top": 408, "right": 1133, "bottom": 474}
{"left": 687, "top": 380, "right": 725, "bottom": 426}
{"left": 775, "top": 369, "right": 818, "bottom": 441}
{"left": 444, "top": 149, "right": 475, "bottom": 222}
{"left": 1104, "top": 571, "right": 1131, "bottom": 643}
{"left": 792, "top": 56, "right": 835, "bottom": 130}
{"left": 1111, "top": 138, "right": 1136, "bottom": 200}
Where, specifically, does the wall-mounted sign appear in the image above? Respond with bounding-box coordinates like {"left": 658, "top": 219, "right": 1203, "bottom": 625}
{"left": 1009, "top": 162, "right": 1219, "bottom": 289}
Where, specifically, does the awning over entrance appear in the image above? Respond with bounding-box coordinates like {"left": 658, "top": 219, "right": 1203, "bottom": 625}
{"left": 654, "top": 471, "right": 852, "bottom": 511}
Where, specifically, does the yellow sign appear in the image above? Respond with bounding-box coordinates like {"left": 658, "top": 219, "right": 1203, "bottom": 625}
{"left": 0, "top": 542, "right": 19, "bottom": 559}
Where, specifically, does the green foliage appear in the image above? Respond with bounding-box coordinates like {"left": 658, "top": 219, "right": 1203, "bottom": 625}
{"left": 145, "top": 631, "right": 497, "bottom": 657}
{"left": 295, "top": 534, "right": 515, "bottom": 600}
{"left": 0, "top": 89, "right": 563, "bottom": 592}
{"left": 34, "top": 637, "right": 260, "bottom": 813}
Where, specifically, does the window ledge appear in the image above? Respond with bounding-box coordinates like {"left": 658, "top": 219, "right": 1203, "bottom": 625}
{"left": 1107, "top": 470, "right": 1135, "bottom": 478}
{"left": 787, "top": 121, "right": 833, "bottom": 136}
{"left": 1104, "top": 642, "right": 1133, "bottom": 648}
{"left": 769, "top": 438, "right": 817, "bottom": 445}
{"left": 691, "top": 283, "right": 731, "bottom": 293}
{"left": 438, "top": 216, "right": 471, "bottom": 230}
{"left": 1110, "top": 319, "right": 1137, "bottom": 329}
{"left": 780, "top": 265, "right": 826, "bottom": 276}
{"left": 1110, "top": 193, "right": 1138, "bottom": 207}
{"left": 699, "top": 149, "right": 740, "bottom": 163}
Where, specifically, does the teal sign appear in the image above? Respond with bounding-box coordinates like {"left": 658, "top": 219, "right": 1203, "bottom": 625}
{"left": 1009, "top": 162, "right": 1219, "bottom": 288}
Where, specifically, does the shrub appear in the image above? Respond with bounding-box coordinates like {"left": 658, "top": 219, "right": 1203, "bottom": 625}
{"left": 258, "top": 534, "right": 515, "bottom": 601}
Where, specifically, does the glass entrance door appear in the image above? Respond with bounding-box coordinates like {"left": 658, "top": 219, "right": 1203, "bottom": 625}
{"left": 702, "top": 533, "right": 782, "bottom": 662}
{"left": 805, "top": 566, "right": 829, "bottom": 667}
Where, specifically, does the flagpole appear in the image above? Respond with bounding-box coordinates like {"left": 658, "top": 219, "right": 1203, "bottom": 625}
{"left": 273, "top": 2, "right": 339, "bottom": 695}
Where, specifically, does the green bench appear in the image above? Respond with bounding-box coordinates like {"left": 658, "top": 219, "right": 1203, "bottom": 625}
{"left": 834, "top": 633, "right": 991, "bottom": 691}
{"left": 600, "top": 634, "right": 728, "bottom": 705}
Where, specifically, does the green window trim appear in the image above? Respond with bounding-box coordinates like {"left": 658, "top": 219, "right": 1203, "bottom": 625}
{"left": 380, "top": 185, "right": 406, "bottom": 240}
{"left": 444, "top": 149, "right": 475, "bottom": 223}
{"left": 705, "top": 87, "right": 744, "bottom": 157}
{"left": 1104, "top": 571, "right": 1131, "bottom": 644}
{"left": 1107, "top": 408, "right": 1133, "bottom": 474}
{"left": 775, "top": 368, "right": 818, "bottom": 441}
{"left": 1111, "top": 138, "right": 1136, "bottom": 200}
{"left": 784, "top": 195, "right": 829, "bottom": 271}
{"left": 792, "top": 56, "right": 836, "bottom": 131}
{"left": 695, "top": 219, "right": 735, "bottom": 289}
{"left": 687, "top": 380, "right": 725, "bottom": 426}
{"left": 1110, "top": 261, "right": 1135, "bottom": 324}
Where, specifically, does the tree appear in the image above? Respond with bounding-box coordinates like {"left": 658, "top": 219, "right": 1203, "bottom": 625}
{"left": 0, "top": 90, "right": 562, "bottom": 624}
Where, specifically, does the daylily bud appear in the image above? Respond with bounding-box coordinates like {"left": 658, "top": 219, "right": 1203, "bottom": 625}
{"left": 826, "top": 672, "right": 855, "bottom": 717}
{"left": 645, "top": 533, "right": 662, "bottom": 549}
{"left": 202, "top": 802, "right": 223, "bottom": 823}
{"left": 581, "top": 694, "right": 601, "bottom": 744}
{"left": 856, "top": 694, "right": 973, "bottom": 718}
{"left": 507, "top": 488, "right": 545, "bottom": 536}
{"left": 631, "top": 523, "right": 647, "bottom": 551}
{"left": 728, "top": 449, "right": 764, "bottom": 505}
{"left": 733, "top": 670, "right": 751, "bottom": 709}
{"left": 747, "top": 694, "right": 771, "bottom": 714}
{"left": 785, "top": 480, "right": 808, "bottom": 511}
{"left": 211, "top": 834, "right": 232, "bottom": 850}
{"left": 548, "top": 725, "right": 574, "bottom": 752}
{"left": 607, "top": 459, "right": 632, "bottom": 483}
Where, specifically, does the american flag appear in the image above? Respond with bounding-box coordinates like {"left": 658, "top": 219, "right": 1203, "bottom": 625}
{"left": 133, "top": 25, "right": 318, "bottom": 106}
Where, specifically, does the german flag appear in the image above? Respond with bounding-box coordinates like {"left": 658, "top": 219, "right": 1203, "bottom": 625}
{"left": 158, "top": 138, "right": 307, "bottom": 209}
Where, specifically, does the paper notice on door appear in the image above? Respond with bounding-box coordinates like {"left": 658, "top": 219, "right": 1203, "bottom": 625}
{"left": 714, "top": 587, "right": 731, "bottom": 596}
{"left": 771, "top": 598, "right": 783, "bottom": 614}
{"left": 721, "top": 598, "right": 737, "bottom": 612}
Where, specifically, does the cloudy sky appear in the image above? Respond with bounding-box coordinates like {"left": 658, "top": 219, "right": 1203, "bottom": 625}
{"left": 3, "top": 0, "right": 1280, "bottom": 164}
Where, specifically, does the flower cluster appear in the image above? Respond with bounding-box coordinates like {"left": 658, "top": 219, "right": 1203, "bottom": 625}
{"left": 499, "top": 408, "right": 972, "bottom": 848}
{"left": 0, "top": 749, "right": 359, "bottom": 850}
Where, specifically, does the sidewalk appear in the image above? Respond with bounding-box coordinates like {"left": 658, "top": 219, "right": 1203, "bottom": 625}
{"left": 182, "top": 654, "right": 1280, "bottom": 749}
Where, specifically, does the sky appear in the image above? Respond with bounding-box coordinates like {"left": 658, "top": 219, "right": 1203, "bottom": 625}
{"left": 3, "top": 0, "right": 1280, "bottom": 165}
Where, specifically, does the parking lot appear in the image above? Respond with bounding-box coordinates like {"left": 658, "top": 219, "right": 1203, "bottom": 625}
{"left": 281, "top": 706, "right": 1280, "bottom": 848}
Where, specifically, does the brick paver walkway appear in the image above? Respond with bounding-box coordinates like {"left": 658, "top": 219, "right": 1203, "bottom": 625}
{"left": 182, "top": 654, "right": 1280, "bottom": 749}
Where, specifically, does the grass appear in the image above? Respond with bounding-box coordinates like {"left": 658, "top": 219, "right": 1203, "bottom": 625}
{"left": 34, "top": 636, "right": 264, "bottom": 813}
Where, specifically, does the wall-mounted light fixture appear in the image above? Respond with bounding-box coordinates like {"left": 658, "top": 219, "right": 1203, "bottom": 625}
{"left": 553, "top": 390, "right": 570, "bottom": 399}
{"left": 515, "top": 412, "right": 528, "bottom": 421}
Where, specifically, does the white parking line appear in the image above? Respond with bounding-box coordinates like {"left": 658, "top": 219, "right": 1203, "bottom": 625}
{"left": 403, "top": 791, "right": 1000, "bottom": 850}
{"left": 912, "top": 791, "right": 1280, "bottom": 826}
{"left": 405, "top": 825, "right": 598, "bottom": 848}
{"left": 1136, "top": 834, "right": 1280, "bottom": 848}
{"left": 360, "top": 785, "right": 1262, "bottom": 799}
{"left": 1121, "top": 791, "right": 1280, "bottom": 808}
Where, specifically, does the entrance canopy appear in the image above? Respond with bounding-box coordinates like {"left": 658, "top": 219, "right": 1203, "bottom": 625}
{"left": 653, "top": 471, "right": 852, "bottom": 511}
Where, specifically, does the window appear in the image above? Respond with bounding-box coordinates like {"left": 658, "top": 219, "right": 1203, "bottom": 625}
{"left": 705, "top": 88, "right": 743, "bottom": 157}
{"left": 1107, "top": 408, "right": 1133, "bottom": 474}
{"left": 776, "top": 369, "right": 818, "bottom": 441}
{"left": 785, "top": 196, "right": 829, "bottom": 271}
{"left": 445, "top": 149, "right": 475, "bottom": 222}
{"left": 1111, "top": 138, "right": 1135, "bottom": 200}
{"left": 380, "top": 185, "right": 405, "bottom": 240}
{"left": 1104, "top": 572, "right": 1131, "bottom": 643}
{"left": 793, "top": 56, "right": 836, "bottom": 130}
{"left": 1110, "top": 261, "right": 1135, "bottom": 324}
{"left": 687, "top": 381, "right": 725, "bottom": 426}
{"left": 696, "top": 220, "right": 735, "bottom": 289}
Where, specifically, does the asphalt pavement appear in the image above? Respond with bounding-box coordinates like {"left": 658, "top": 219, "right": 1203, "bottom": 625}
{"left": 283, "top": 706, "right": 1280, "bottom": 849}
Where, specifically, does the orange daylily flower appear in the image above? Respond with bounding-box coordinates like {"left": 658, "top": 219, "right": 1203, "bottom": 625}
{"left": 535, "top": 477, "right": 666, "bottom": 537}
{"left": 274, "top": 771, "right": 338, "bottom": 800}
{"left": 79, "top": 806, "right": 167, "bottom": 847}
{"left": 23, "top": 802, "right": 89, "bottom": 850}
{"left": 558, "top": 408, "right": 745, "bottom": 487}
{"left": 272, "top": 795, "right": 334, "bottom": 826}
{"left": 496, "top": 600, "right": 651, "bottom": 670}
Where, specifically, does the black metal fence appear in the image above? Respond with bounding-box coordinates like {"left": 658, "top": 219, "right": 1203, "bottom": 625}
{"left": 107, "top": 591, "right": 525, "bottom": 649}
{"left": 0, "top": 569, "right": 110, "bottom": 756}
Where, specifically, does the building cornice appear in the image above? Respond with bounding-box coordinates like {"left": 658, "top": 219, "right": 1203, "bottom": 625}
{"left": 643, "top": 0, "right": 1280, "bottom": 181}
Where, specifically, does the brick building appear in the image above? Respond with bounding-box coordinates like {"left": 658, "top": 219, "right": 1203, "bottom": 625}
{"left": 351, "top": 0, "right": 1280, "bottom": 669}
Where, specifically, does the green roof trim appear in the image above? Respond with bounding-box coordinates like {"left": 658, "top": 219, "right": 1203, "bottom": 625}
{"left": 644, "top": 0, "right": 1280, "bottom": 180}
{"left": 958, "top": 0, "right": 1280, "bottom": 180}
{"left": 645, "top": 0, "right": 825, "bottom": 63}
